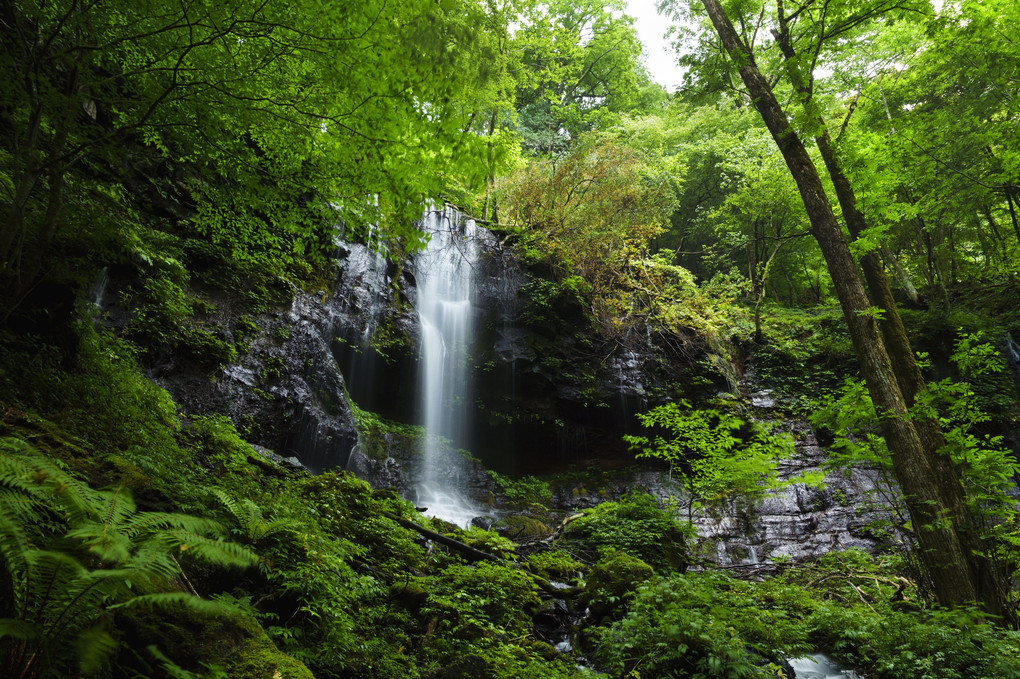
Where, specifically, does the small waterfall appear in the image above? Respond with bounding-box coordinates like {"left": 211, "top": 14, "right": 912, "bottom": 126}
{"left": 87, "top": 267, "right": 109, "bottom": 312}
{"left": 414, "top": 208, "right": 481, "bottom": 526}
{"left": 1004, "top": 331, "right": 1020, "bottom": 394}
{"left": 788, "top": 653, "right": 862, "bottom": 678}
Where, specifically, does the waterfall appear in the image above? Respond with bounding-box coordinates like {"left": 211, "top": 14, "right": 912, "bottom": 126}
{"left": 88, "top": 267, "right": 109, "bottom": 312}
{"left": 414, "top": 208, "right": 482, "bottom": 526}
{"left": 1004, "top": 331, "right": 1020, "bottom": 393}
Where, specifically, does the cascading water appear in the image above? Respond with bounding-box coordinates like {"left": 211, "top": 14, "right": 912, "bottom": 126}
{"left": 414, "top": 208, "right": 482, "bottom": 526}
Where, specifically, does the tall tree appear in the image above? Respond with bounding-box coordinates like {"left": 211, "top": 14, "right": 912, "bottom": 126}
{"left": 0, "top": 0, "right": 502, "bottom": 323}
{"left": 513, "top": 0, "right": 664, "bottom": 154}
{"left": 688, "top": 0, "right": 1005, "bottom": 616}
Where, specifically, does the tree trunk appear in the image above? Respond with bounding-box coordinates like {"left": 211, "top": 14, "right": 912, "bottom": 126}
{"left": 983, "top": 205, "right": 1008, "bottom": 264}
{"left": 881, "top": 245, "right": 919, "bottom": 305}
{"left": 1005, "top": 185, "right": 1020, "bottom": 246}
{"left": 700, "top": 0, "right": 992, "bottom": 613}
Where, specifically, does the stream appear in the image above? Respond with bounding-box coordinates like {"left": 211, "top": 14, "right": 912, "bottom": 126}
{"left": 788, "top": 653, "right": 862, "bottom": 678}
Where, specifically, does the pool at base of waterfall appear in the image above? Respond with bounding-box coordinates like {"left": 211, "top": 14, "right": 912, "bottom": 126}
{"left": 788, "top": 654, "right": 863, "bottom": 678}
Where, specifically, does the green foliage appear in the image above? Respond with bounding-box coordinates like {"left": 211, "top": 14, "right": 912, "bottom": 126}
{"left": 754, "top": 306, "right": 857, "bottom": 413}
{"left": 596, "top": 553, "right": 1020, "bottom": 679}
{"left": 122, "top": 276, "right": 238, "bottom": 371}
{"left": 1, "top": 0, "right": 514, "bottom": 325}
{"left": 368, "top": 317, "right": 413, "bottom": 365}
{"left": 0, "top": 438, "right": 256, "bottom": 678}
{"left": 526, "top": 549, "right": 583, "bottom": 581}
{"left": 487, "top": 471, "right": 552, "bottom": 510}
{"left": 423, "top": 562, "right": 542, "bottom": 642}
{"left": 349, "top": 401, "right": 424, "bottom": 463}
{"left": 625, "top": 402, "right": 798, "bottom": 522}
{"left": 512, "top": 0, "right": 663, "bottom": 154}
{"left": 812, "top": 333, "right": 1020, "bottom": 576}
{"left": 811, "top": 604, "right": 1020, "bottom": 679}
{"left": 458, "top": 526, "right": 519, "bottom": 559}
{"left": 0, "top": 324, "right": 185, "bottom": 477}
{"left": 594, "top": 572, "right": 802, "bottom": 678}
{"left": 210, "top": 488, "right": 300, "bottom": 547}
{"left": 582, "top": 550, "right": 656, "bottom": 620}
{"left": 566, "top": 493, "right": 692, "bottom": 571}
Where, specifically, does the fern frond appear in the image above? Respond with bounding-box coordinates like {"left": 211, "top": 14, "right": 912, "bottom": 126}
{"left": 209, "top": 488, "right": 298, "bottom": 543}
{"left": 0, "top": 438, "right": 103, "bottom": 526}
{"left": 210, "top": 488, "right": 263, "bottom": 538}
{"left": 21, "top": 548, "right": 90, "bottom": 616}
{"left": 66, "top": 520, "right": 135, "bottom": 563}
{"left": 209, "top": 488, "right": 244, "bottom": 525}
{"left": 122, "top": 511, "right": 225, "bottom": 540}
{"left": 120, "top": 543, "right": 182, "bottom": 580}
{"left": 110, "top": 592, "right": 234, "bottom": 617}
{"left": 248, "top": 517, "right": 300, "bottom": 543}
{"left": 75, "top": 621, "right": 119, "bottom": 675}
{"left": 157, "top": 530, "right": 258, "bottom": 568}
{"left": 0, "top": 512, "right": 32, "bottom": 607}
{"left": 0, "top": 438, "right": 258, "bottom": 678}
{"left": 0, "top": 617, "right": 41, "bottom": 640}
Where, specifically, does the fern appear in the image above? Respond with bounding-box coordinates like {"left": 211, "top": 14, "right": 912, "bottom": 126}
{"left": 0, "top": 438, "right": 257, "bottom": 678}
{"left": 210, "top": 487, "right": 300, "bottom": 545}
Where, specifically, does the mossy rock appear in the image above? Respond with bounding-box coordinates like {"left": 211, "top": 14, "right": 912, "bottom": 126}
{"left": 119, "top": 606, "right": 312, "bottom": 679}
{"left": 89, "top": 454, "right": 152, "bottom": 492}
{"left": 388, "top": 578, "right": 430, "bottom": 610}
{"left": 431, "top": 516, "right": 461, "bottom": 533}
{"left": 223, "top": 620, "right": 314, "bottom": 679}
{"left": 492, "top": 515, "right": 551, "bottom": 539}
{"left": 0, "top": 407, "right": 92, "bottom": 466}
{"left": 582, "top": 551, "right": 655, "bottom": 620}
{"left": 528, "top": 640, "right": 558, "bottom": 660}
{"left": 437, "top": 654, "right": 492, "bottom": 679}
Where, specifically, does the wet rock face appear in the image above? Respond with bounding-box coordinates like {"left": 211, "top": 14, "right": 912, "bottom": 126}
{"left": 146, "top": 286, "right": 360, "bottom": 475}
{"left": 693, "top": 426, "right": 900, "bottom": 566}
{"left": 467, "top": 242, "right": 722, "bottom": 475}
{"left": 688, "top": 372, "right": 902, "bottom": 568}
{"left": 124, "top": 235, "right": 418, "bottom": 476}
{"left": 537, "top": 374, "right": 900, "bottom": 567}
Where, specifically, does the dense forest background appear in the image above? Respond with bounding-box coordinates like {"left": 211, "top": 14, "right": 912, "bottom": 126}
{"left": 2, "top": 0, "right": 1020, "bottom": 677}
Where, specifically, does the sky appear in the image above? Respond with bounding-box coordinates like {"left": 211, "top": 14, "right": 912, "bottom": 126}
{"left": 626, "top": 0, "right": 684, "bottom": 91}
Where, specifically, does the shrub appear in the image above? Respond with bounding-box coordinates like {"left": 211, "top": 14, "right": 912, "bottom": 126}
{"left": 423, "top": 562, "right": 542, "bottom": 641}
{"left": 810, "top": 604, "right": 1020, "bottom": 679}
{"left": 565, "top": 492, "right": 692, "bottom": 571}
{"left": 582, "top": 550, "right": 656, "bottom": 620}
{"left": 488, "top": 471, "right": 553, "bottom": 510}
{"left": 526, "top": 549, "right": 583, "bottom": 581}
{"left": 593, "top": 572, "right": 811, "bottom": 678}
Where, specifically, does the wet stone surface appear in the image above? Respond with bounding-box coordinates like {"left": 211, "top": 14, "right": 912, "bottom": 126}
{"left": 692, "top": 425, "right": 900, "bottom": 566}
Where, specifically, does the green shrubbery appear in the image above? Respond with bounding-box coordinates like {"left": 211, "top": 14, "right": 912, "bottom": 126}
{"left": 565, "top": 493, "right": 692, "bottom": 571}
{"left": 753, "top": 306, "right": 856, "bottom": 414}
{"left": 593, "top": 552, "right": 1020, "bottom": 679}
{"left": 488, "top": 470, "right": 553, "bottom": 510}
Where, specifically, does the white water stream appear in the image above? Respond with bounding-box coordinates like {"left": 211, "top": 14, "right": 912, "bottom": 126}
{"left": 788, "top": 654, "right": 862, "bottom": 679}
{"left": 414, "top": 208, "right": 482, "bottom": 526}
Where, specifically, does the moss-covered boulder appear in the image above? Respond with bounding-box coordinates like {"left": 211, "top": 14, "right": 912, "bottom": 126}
{"left": 222, "top": 620, "right": 315, "bottom": 679}
{"left": 582, "top": 550, "right": 655, "bottom": 620}
{"left": 492, "top": 514, "right": 552, "bottom": 539}
{"left": 436, "top": 654, "right": 493, "bottom": 679}
{"left": 119, "top": 608, "right": 312, "bottom": 679}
